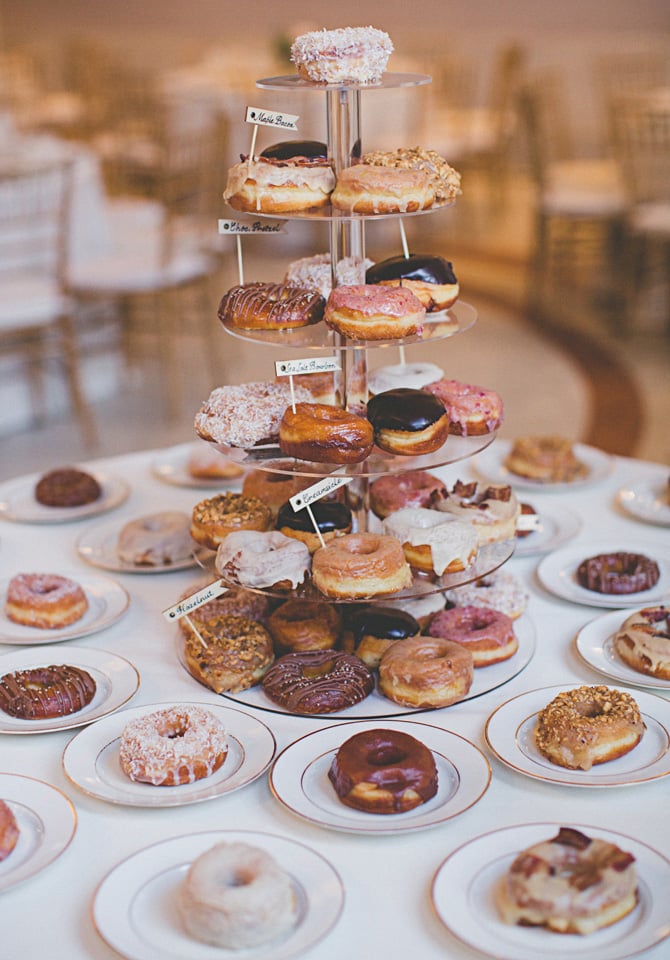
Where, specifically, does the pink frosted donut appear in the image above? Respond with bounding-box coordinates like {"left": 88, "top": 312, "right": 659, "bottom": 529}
{"left": 429, "top": 604, "right": 518, "bottom": 666}
{"left": 324, "top": 284, "right": 425, "bottom": 340}
{"left": 5, "top": 573, "right": 88, "bottom": 629}
{"left": 119, "top": 705, "right": 228, "bottom": 786}
{"left": 424, "top": 378, "right": 503, "bottom": 436}
{"left": 369, "top": 470, "right": 446, "bottom": 519}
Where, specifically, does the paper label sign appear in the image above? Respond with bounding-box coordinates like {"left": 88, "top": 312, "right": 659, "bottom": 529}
{"left": 289, "top": 475, "right": 352, "bottom": 510}
{"left": 219, "top": 219, "right": 286, "bottom": 235}
{"left": 275, "top": 357, "right": 341, "bottom": 377}
{"left": 245, "top": 106, "right": 299, "bottom": 130}
{"left": 162, "top": 579, "right": 228, "bottom": 622}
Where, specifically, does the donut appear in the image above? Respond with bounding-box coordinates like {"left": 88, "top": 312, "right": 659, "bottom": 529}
{"left": 278, "top": 369, "right": 337, "bottom": 405}
{"left": 5, "top": 573, "right": 88, "bottom": 629}
{"left": 614, "top": 606, "right": 670, "bottom": 679}
{"left": 262, "top": 649, "right": 374, "bottom": 714}
{"left": 328, "top": 728, "right": 438, "bottom": 814}
{"left": 279, "top": 402, "right": 374, "bottom": 464}
{"left": 179, "top": 841, "right": 297, "bottom": 949}
{"left": 284, "top": 253, "right": 374, "bottom": 299}
{"left": 368, "top": 362, "right": 445, "bottom": 396}
{"left": 117, "top": 511, "right": 194, "bottom": 566}
{"left": 378, "top": 635, "right": 473, "bottom": 708}
{"left": 182, "top": 614, "right": 274, "bottom": 693}
{"left": 215, "top": 530, "right": 311, "bottom": 591}
{"left": 34, "top": 466, "right": 101, "bottom": 507}
{"left": 342, "top": 605, "right": 420, "bottom": 668}
{"left": 190, "top": 492, "right": 273, "bottom": 551}
{"left": 366, "top": 388, "right": 450, "bottom": 455}
{"left": 424, "top": 378, "right": 504, "bottom": 436}
{"left": 366, "top": 254, "right": 459, "bottom": 311}
{"left": 0, "top": 800, "right": 19, "bottom": 862}
{"left": 290, "top": 26, "right": 393, "bottom": 85}
{"left": 267, "top": 599, "right": 342, "bottom": 654}
{"left": 276, "top": 499, "right": 352, "bottom": 552}
{"left": 242, "top": 466, "right": 316, "bottom": 517}
{"left": 217, "top": 282, "right": 325, "bottom": 331}
{"left": 359, "top": 146, "right": 462, "bottom": 203}
{"left": 331, "top": 164, "right": 435, "bottom": 215}
{"left": 177, "top": 582, "right": 270, "bottom": 636}
{"left": 223, "top": 140, "right": 335, "bottom": 213}
{"left": 382, "top": 507, "right": 478, "bottom": 576}
{"left": 324, "top": 284, "right": 425, "bottom": 340}
{"left": 576, "top": 552, "right": 660, "bottom": 595}
{"left": 369, "top": 470, "right": 446, "bottom": 519}
{"left": 194, "top": 381, "right": 312, "bottom": 449}
{"left": 428, "top": 604, "right": 518, "bottom": 666}
{"left": 312, "top": 532, "right": 412, "bottom": 599}
{"left": 436, "top": 480, "right": 520, "bottom": 543}
{"left": 516, "top": 502, "right": 539, "bottom": 539}
{"left": 535, "top": 685, "right": 645, "bottom": 770}
{"left": 497, "top": 826, "right": 638, "bottom": 935}
{"left": 0, "top": 664, "right": 96, "bottom": 719}
{"left": 503, "top": 434, "right": 588, "bottom": 483}
{"left": 119, "top": 705, "right": 228, "bottom": 786}
{"left": 446, "top": 571, "right": 529, "bottom": 619}
{"left": 186, "top": 444, "right": 245, "bottom": 481}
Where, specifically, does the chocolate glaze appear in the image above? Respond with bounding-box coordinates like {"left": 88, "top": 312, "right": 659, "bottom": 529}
{"left": 260, "top": 140, "right": 328, "bottom": 161}
{"left": 367, "top": 388, "right": 447, "bottom": 431}
{"left": 0, "top": 665, "right": 96, "bottom": 719}
{"left": 277, "top": 500, "right": 352, "bottom": 534}
{"left": 262, "top": 650, "right": 374, "bottom": 714}
{"left": 576, "top": 552, "right": 660, "bottom": 595}
{"left": 347, "top": 605, "right": 420, "bottom": 643}
{"left": 366, "top": 254, "right": 457, "bottom": 286}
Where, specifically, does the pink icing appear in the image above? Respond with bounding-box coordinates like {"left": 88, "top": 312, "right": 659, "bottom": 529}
{"left": 327, "top": 284, "right": 424, "bottom": 318}
{"left": 425, "top": 378, "right": 503, "bottom": 432}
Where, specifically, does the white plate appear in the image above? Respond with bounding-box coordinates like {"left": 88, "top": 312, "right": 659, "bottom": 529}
{"left": 0, "top": 773, "right": 77, "bottom": 892}
{"left": 484, "top": 682, "right": 670, "bottom": 787}
{"left": 181, "top": 614, "right": 536, "bottom": 720}
{"left": 432, "top": 822, "right": 670, "bottom": 960}
{"left": 0, "top": 645, "right": 139, "bottom": 733}
{"left": 269, "top": 718, "right": 490, "bottom": 834}
{"left": 618, "top": 477, "right": 670, "bottom": 527}
{"left": 575, "top": 608, "right": 670, "bottom": 691}
{"left": 63, "top": 700, "right": 276, "bottom": 806}
{"left": 0, "top": 572, "right": 129, "bottom": 644}
{"left": 93, "top": 829, "right": 343, "bottom": 960}
{"left": 473, "top": 440, "right": 613, "bottom": 492}
{"left": 536, "top": 541, "right": 670, "bottom": 609}
{"left": 76, "top": 519, "right": 211, "bottom": 574}
{"left": 150, "top": 443, "right": 245, "bottom": 490}
{"left": 513, "top": 503, "right": 581, "bottom": 557}
{"left": 0, "top": 470, "right": 129, "bottom": 523}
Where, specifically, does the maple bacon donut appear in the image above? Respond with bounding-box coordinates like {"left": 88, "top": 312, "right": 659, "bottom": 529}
{"left": 5, "top": 573, "right": 88, "bottom": 629}
{"left": 378, "top": 635, "right": 473, "bottom": 708}
{"left": 429, "top": 605, "right": 518, "bottom": 666}
{"left": 437, "top": 480, "right": 520, "bottom": 543}
{"left": 614, "top": 606, "right": 670, "bottom": 679}
{"left": 312, "top": 532, "right": 412, "bottom": 599}
{"left": 223, "top": 140, "right": 335, "bottom": 214}
{"left": 279, "top": 402, "right": 374, "bottom": 464}
{"left": 382, "top": 507, "right": 478, "bottom": 576}
{"left": 498, "top": 826, "right": 638, "bottom": 935}
{"left": 324, "top": 284, "right": 425, "bottom": 340}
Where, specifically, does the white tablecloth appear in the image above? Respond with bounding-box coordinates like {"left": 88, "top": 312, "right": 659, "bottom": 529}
{"left": 0, "top": 445, "right": 668, "bottom": 960}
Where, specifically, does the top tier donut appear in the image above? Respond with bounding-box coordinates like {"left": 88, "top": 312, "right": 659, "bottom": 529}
{"left": 290, "top": 26, "right": 394, "bottom": 85}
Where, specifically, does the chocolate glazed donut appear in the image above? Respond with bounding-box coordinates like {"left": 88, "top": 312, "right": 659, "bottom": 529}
{"left": 260, "top": 140, "right": 328, "bottom": 162}
{"left": 261, "top": 649, "right": 374, "bottom": 714}
{"left": 367, "top": 388, "right": 450, "bottom": 455}
{"left": 366, "top": 253, "right": 457, "bottom": 287}
{"left": 0, "top": 665, "right": 96, "bottom": 719}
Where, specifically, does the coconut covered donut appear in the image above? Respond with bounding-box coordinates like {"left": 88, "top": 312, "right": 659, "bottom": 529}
{"left": 194, "top": 381, "right": 312, "bottom": 449}
{"left": 119, "top": 705, "right": 228, "bottom": 786}
{"left": 290, "top": 26, "right": 394, "bottom": 85}
{"left": 497, "top": 826, "right": 638, "bottom": 935}
{"left": 179, "top": 841, "right": 297, "bottom": 948}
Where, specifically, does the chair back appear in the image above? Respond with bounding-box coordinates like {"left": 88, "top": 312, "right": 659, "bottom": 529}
{"left": 518, "top": 72, "right": 573, "bottom": 188}
{"left": 612, "top": 95, "right": 670, "bottom": 206}
{"left": 0, "top": 160, "right": 73, "bottom": 283}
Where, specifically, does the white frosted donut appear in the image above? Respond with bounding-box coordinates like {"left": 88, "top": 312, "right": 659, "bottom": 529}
{"left": 446, "top": 570, "right": 528, "bottom": 619}
{"left": 216, "top": 530, "right": 311, "bottom": 590}
{"left": 290, "top": 26, "right": 393, "bottom": 84}
{"left": 119, "top": 706, "right": 228, "bottom": 786}
{"left": 368, "top": 362, "right": 445, "bottom": 395}
{"left": 179, "top": 841, "right": 296, "bottom": 948}
{"left": 194, "top": 381, "right": 312, "bottom": 449}
{"left": 117, "top": 511, "right": 193, "bottom": 566}
{"left": 382, "top": 507, "right": 478, "bottom": 576}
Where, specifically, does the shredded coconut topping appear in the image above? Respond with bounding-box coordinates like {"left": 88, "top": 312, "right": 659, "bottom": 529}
{"left": 194, "top": 381, "right": 312, "bottom": 448}
{"left": 291, "top": 27, "right": 393, "bottom": 84}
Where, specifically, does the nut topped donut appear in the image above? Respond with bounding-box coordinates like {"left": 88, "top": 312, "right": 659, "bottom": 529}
{"left": 34, "top": 466, "right": 101, "bottom": 507}
{"left": 290, "top": 26, "right": 394, "bottom": 85}
{"left": 535, "top": 685, "right": 645, "bottom": 770}
{"left": 328, "top": 727, "right": 438, "bottom": 813}
{"left": 0, "top": 664, "right": 96, "bottom": 719}
{"left": 190, "top": 493, "right": 273, "bottom": 551}
{"left": 576, "top": 552, "right": 660, "bottom": 595}
{"left": 614, "top": 606, "right": 670, "bottom": 679}
{"left": 183, "top": 614, "right": 274, "bottom": 693}
{"left": 5, "top": 573, "right": 88, "bottom": 629}
{"left": 497, "top": 826, "right": 639, "bottom": 935}
{"left": 262, "top": 649, "right": 374, "bottom": 714}
{"left": 119, "top": 705, "right": 228, "bottom": 786}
